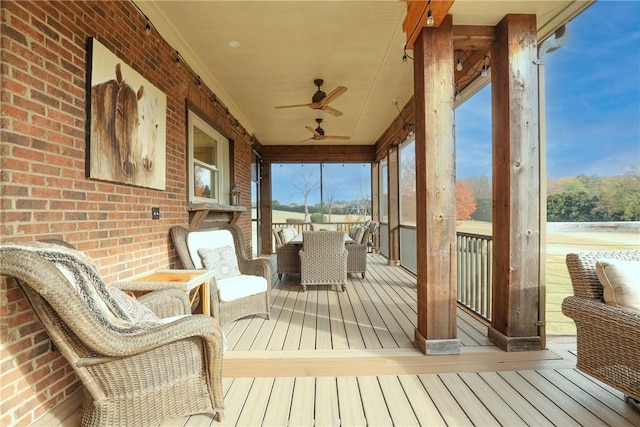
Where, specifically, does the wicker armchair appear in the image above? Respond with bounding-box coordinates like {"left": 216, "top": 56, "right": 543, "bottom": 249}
{"left": 299, "top": 231, "right": 348, "bottom": 292}
{"left": 170, "top": 224, "right": 271, "bottom": 326}
{"left": 272, "top": 228, "right": 301, "bottom": 279}
{"left": 561, "top": 250, "right": 640, "bottom": 403}
{"left": 0, "top": 242, "right": 224, "bottom": 426}
{"left": 346, "top": 226, "right": 370, "bottom": 279}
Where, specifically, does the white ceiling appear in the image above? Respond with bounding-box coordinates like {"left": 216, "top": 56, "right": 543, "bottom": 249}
{"left": 136, "top": 1, "right": 592, "bottom": 146}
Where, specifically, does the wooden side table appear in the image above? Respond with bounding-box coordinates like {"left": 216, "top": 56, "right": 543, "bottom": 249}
{"left": 113, "top": 269, "right": 216, "bottom": 316}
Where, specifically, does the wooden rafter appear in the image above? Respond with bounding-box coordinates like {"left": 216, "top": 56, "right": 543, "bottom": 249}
{"left": 402, "top": 1, "right": 455, "bottom": 49}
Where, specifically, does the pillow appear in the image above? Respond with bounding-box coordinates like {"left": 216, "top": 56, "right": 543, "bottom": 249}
{"left": 595, "top": 259, "right": 640, "bottom": 313}
{"left": 198, "top": 246, "right": 241, "bottom": 280}
{"left": 108, "top": 287, "right": 160, "bottom": 322}
{"left": 279, "top": 226, "right": 296, "bottom": 244}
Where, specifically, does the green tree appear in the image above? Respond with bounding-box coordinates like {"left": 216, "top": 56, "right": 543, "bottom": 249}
{"left": 547, "top": 191, "right": 600, "bottom": 221}
{"left": 597, "top": 167, "right": 640, "bottom": 220}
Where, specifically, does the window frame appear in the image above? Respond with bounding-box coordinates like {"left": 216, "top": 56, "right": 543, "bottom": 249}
{"left": 187, "top": 109, "right": 230, "bottom": 204}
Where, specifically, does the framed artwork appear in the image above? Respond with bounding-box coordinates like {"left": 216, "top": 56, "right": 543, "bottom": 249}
{"left": 86, "top": 38, "right": 167, "bottom": 190}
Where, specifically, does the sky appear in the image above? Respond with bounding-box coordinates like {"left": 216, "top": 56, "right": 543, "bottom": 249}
{"left": 271, "top": 1, "right": 640, "bottom": 205}
{"left": 456, "top": 0, "right": 640, "bottom": 179}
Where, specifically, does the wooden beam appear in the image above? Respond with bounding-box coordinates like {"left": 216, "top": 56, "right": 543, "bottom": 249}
{"left": 403, "top": 1, "right": 455, "bottom": 49}
{"left": 453, "top": 25, "right": 495, "bottom": 50}
{"left": 260, "top": 162, "right": 273, "bottom": 255}
{"left": 489, "top": 14, "right": 541, "bottom": 352}
{"left": 413, "top": 15, "right": 459, "bottom": 355}
{"left": 261, "top": 145, "right": 375, "bottom": 164}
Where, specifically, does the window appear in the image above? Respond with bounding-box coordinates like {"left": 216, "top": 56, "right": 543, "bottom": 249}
{"left": 188, "top": 110, "right": 230, "bottom": 204}
{"left": 399, "top": 138, "right": 416, "bottom": 226}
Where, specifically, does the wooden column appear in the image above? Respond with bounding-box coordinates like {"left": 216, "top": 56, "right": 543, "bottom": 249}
{"left": 260, "top": 161, "right": 273, "bottom": 255}
{"left": 489, "top": 14, "right": 542, "bottom": 352}
{"left": 371, "top": 162, "right": 380, "bottom": 251}
{"left": 413, "top": 15, "right": 459, "bottom": 355}
{"left": 387, "top": 146, "right": 400, "bottom": 265}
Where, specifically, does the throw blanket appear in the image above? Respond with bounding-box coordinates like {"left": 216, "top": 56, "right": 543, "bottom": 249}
{"left": 0, "top": 242, "right": 159, "bottom": 334}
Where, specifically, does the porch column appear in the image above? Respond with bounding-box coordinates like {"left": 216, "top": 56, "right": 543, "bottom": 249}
{"left": 413, "top": 15, "right": 460, "bottom": 355}
{"left": 489, "top": 14, "right": 542, "bottom": 351}
{"left": 260, "top": 161, "right": 273, "bottom": 255}
{"left": 371, "top": 161, "right": 380, "bottom": 251}
{"left": 387, "top": 146, "right": 400, "bottom": 265}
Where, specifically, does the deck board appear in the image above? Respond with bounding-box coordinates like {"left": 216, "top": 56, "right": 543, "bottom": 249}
{"left": 42, "top": 254, "right": 640, "bottom": 427}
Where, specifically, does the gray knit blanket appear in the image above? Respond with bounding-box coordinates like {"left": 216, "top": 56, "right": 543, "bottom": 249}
{"left": 0, "top": 242, "right": 160, "bottom": 334}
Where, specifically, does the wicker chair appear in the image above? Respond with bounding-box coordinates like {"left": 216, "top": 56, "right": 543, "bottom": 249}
{"left": 346, "top": 225, "right": 370, "bottom": 279}
{"left": 299, "top": 231, "right": 348, "bottom": 292}
{"left": 561, "top": 250, "right": 640, "bottom": 403}
{"left": 170, "top": 224, "right": 271, "bottom": 326}
{"left": 272, "top": 228, "right": 301, "bottom": 279}
{"left": 0, "top": 242, "right": 224, "bottom": 426}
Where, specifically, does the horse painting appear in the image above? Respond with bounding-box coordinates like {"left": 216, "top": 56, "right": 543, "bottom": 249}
{"left": 90, "top": 63, "right": 143, "bottom": 183}
{"left": 88, "top": 38, "right": 167, "bottom": 190}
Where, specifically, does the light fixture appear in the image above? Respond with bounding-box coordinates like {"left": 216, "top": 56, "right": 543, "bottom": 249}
{"left": 402, "top": 44, "right": 413, "bottom": 63}
{"left": 481, "top": 55, "right": 490, "bottom": 77}
{"left": 394, "top": 99, "right": 414, "bottom": 140}
{"left": 455, "top": 84, "right": 461, "bottom": 101}
{"left": 145, "top": 20, "right": 151, "bottom": 35}
{"left": 426, "top": 1, "right": 434, "bottom": 27}
{"left": 456, "top": 51, "right": 463, "bottom": 71}
{"left": 174, "top": 50, "right": 180, "bottom": 66}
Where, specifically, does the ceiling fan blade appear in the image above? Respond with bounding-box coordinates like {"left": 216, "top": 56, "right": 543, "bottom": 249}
{"left": 322, "top": 105, "right": 343, "bottom": 117}
{"left": 324, "top": 135, "right": 350, "bottom": 140}
{"left": 297, "top": 137, "right": 313, "bottom": 144}
{"left": 319, "top": 86, "right": 347, "bottom": 106}
{"left": 275, "top": 103, "right": 312, "bottom": 109}
{"left": 305, "top": 126, "right": 320, "bottom": 137}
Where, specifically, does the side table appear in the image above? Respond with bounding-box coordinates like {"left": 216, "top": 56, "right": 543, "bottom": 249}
{"left": 113, "top": 269, "right": 216, "bottom": 316}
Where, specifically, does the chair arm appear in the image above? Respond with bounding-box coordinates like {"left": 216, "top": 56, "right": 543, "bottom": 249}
{"left": 562, "top": 296, "right": 640, "bottom": 336}
{"left": 90, "top": 314, "right": 223, "bottom": 359}
{"left": 238, "top": 257, "right": 272, "bottom": 285}
{"left": 137, "top": 288, "right": 191, "bottom": 317}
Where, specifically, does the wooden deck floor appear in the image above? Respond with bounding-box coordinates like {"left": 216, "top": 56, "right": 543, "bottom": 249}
{"left": 39, "top": 254, "right": 640, "bottom": 427}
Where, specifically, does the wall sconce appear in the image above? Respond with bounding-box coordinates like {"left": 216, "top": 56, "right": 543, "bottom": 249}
{"left": 230, "top": 185, "right": 241, "bottom": 206}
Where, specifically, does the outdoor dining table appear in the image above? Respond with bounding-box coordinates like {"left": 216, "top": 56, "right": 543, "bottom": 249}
{"left": 289, "top": 232, "right": 355, "bottom": 245}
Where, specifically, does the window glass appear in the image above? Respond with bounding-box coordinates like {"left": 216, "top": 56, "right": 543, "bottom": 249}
{"left": 400, "top": 139, "right": 416, "bottom": 225}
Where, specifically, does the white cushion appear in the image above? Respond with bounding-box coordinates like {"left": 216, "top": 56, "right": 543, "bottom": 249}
{"left": 279, "top": 226, "right": 296, "bottom": 244}
{"left": 186, "top": 229, "right": 236, "bottom": 269}
{"left": 217, "top": 274, "right": 267, "bottom": 302}
{"left": 596, "top": 259, "right": 640, "bottom": 313}
{"left": 198, "top": 246, "right": 241, "bottom": 279}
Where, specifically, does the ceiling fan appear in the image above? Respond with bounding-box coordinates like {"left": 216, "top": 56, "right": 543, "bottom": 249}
{"left": 275, "top": 79, "right": 347, "bottom": 117}
{"left": 299, "top": 118, "right": 350, "bottom": 143}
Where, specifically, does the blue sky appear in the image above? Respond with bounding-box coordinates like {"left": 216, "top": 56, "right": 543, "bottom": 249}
{"left": 456, "top": 0, "right": 640, "bottom": 179}
{"left": 272, "top": 1, "right": 640, "bottom": 204}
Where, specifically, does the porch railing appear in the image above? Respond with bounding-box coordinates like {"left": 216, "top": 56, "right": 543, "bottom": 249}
{"left": 271, "top": 222, "right": 493, "bottom": 322}
{"left": 456, "top": 232, "right": 492, "bottom": 321}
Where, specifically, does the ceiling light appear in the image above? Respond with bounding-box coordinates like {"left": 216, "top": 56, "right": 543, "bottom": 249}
{"left": 426, "top": 1, "right": 434, "bottom": 27}
{"left": 456, "top": 58, "right": 463, "bottom": 72}
{"left": 228, "top": 40, "right": 240, "bottom": 48}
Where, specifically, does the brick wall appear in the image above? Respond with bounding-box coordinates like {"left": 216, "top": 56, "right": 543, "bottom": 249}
{"left": 0, "top": 1, "right": 255, "bottom": 424}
